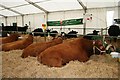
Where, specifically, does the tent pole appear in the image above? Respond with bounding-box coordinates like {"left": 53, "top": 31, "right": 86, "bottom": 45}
{"left": 77, "top": 0, "right": 87, "bottom": 35}
{"left": 83, "top": 10, "right": 87, "bottom": 35}
{"left": 45, "top": 13, "right": 48, "bottom": 29}
{"left": 5, "top": 17, "right": 7, "bottom": 26}
{"left": 0, "top": 4, "right": 23, "bottom": 15}
{"left": 44, "top": 12, "right": 48, "bottom": 42}
{"left": 25, "top": 0, "right": 48, "bottom": 13}
{"left": 22, "top": 15, "right": 24, "bottom": 27}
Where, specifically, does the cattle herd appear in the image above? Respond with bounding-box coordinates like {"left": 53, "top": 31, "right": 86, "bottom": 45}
{"left": 0, "top": 25, "right": 78, "bottom": 39}
{"left": 0, "top": 24, "right": 120, "bottom": 67}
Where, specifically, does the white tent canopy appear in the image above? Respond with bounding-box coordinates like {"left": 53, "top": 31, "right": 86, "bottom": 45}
{"left": 0, "top": 0, "right": 119, "bottom": 17}
{"left": 0, "top": 0, "right": 119, "bottom": 35}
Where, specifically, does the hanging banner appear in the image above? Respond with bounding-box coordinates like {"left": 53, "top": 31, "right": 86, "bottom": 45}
{"left": 47, "top": 18, "right": 83, "bottom": 26}
{"left": 64, "top": 18, "right": 83, "bottom": 25}
{"left": 47, "top": 21, "right": 61, "bottom": 26}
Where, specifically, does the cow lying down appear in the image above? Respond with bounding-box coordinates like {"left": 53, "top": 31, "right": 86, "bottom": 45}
{"left": 1, "top": 34, "right": 33, "bottom": 51}
{"left": 21, "top": 37, "right": 63, "bottom": 58}
{"left": 0, "top": 33, "right": 19, "bottom": 45}
{"left": 37, "top": 37, "right": 105, "bottom": 67}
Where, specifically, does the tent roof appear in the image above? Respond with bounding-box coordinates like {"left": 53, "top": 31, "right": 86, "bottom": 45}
{"left": 0, "top": 0, "right": 119, "bottom": 17}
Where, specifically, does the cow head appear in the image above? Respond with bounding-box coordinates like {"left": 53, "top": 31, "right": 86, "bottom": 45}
{"left": 93, "top": 40, "right": 106, "bottom": 55}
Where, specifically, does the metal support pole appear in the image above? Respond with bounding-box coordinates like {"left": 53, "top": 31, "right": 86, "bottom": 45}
{"left": 101, "top": 28, "right": 103, "bottom": 36}
{"left": 25, "top": 0, "right": 48, "bottom": 13}
{"left": 42, "top": 13, "right": 48, "bottom": 41}
{"left": 77, "top": 0, "right": 87, "bottom": 35}
{"left": 83, "top": 10, "right": 87, "bottom": 35}
{"left": 22, "top": 15, "right": 24, "bottom": 27}
{"left": 45, "top": 13, "right": 48, "bottom": 29}
{"left": 0, "top": 4, "right": 23, "bottom": 15}
{"left": 83, "top": 20, "right": 86, "bottom": 35}
{"left": 5, "top": 17, "right": 7, "bottom": 26}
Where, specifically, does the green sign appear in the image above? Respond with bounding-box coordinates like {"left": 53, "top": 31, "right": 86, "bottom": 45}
{"left": 47, "top": 18, "right": 83, "bottom": 26}
{"left": 47, "top": 21, "right": 61, "bottom": 26}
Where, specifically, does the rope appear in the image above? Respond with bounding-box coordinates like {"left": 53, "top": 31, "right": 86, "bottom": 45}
{"left": 93, "top": 46, "right": 106, "bottom": 54}
{"left": 92, "top": 40, "right": 106, "bottom": 54}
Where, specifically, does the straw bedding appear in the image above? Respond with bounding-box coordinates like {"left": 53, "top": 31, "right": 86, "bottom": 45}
{"left": 0, "top": 36, "right": 119, "bottom": 78}
{"left": 1, "top": 50, "right": 118, "bottom": 78}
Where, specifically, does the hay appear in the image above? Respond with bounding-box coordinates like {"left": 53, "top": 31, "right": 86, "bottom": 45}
{"left": 0, "top": 52, "right": 2, "bottom": 78}
{"left": 1, "top": 50, "right": 118, "bottom": 78}
{"left": 0, "top": 37, "right": 119, "bottom": 78}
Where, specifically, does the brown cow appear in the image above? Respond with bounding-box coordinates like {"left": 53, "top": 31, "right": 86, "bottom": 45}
{"left": 21, "top": 37, "right": 63, "bottom": 58}
{"left": 1, "top": 34, "right": 33, "bottom": 51}
{"left": 0, "top": 33, "right": 19, "bottom": 45}
{"left": 37, "top": 37, "right": 105, "bottom": 67}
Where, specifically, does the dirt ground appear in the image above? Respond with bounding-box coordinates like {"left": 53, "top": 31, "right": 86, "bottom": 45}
{"left": 0, "top": 36, "right": 119, "bottom": 78}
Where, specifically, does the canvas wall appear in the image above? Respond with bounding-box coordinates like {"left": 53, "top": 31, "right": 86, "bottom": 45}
{"left": 0, "top": 6, "right": 118, "bottom": 35}
{"left": 0, "top": 17, "right": 6, "bottom": 26}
